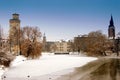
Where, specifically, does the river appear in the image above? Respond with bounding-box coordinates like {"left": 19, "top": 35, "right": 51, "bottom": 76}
{"left": 56, "top": 58, "right": 120, "bottom": 80}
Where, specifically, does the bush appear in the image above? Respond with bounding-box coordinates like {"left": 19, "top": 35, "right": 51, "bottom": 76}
{"left": 21, "top": 40, "right": 42, "bottom": 59}
{"left": 0, "top": 52, "right": 15, "bottom": 67}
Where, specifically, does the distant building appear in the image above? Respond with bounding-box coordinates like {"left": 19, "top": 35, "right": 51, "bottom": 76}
{"left": 42, "top": 33, "right": 56, "bottom": 52}
{"left": 54, "top": 40, "right": 70, "bottom": 53}
{"left": 9, "top": 13, "right": 20, "bottom": 46}
{"left": 47, "top": 41, "right": 56, "bottom": 52}
{"left": 108, "top": 15, "right": 115, "bottom": 39}
{"left": 42, "top": 34, "right": 71, "bottom": 53}
{"left": 114, "top": 37, "right": 120, "bottom": 52}
{"left": 73, "top": 35, "right": 88, "bottom": 52}
{"left": 42, "top": 33, "right": 47, "bottom": 51}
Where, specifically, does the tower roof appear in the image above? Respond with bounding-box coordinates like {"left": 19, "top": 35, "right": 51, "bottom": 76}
{"left": 108, "top": 15, "right": 115, "bottom": 39}
{"left": 12, "top": 13, "right": 19, "bottom": 15}
{"left": 109, "top": 15, "right": 114, "bottom": 26}
{"left": 43, "top": 33, "right": 46, "bottom": 37}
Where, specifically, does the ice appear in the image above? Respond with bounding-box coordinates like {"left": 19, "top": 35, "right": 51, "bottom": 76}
{"left": 1, "top": 53, "right": 97, "bottom": 80}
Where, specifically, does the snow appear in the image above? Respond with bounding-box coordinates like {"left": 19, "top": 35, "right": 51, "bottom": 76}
{"left": 0, "top": 69, "right": 4, "bottom": 80}
{"left": 0, "top": 53, "right": 97, "bottom": 80}
{"left": 11, "top": 55, "right": 27, "bottom": 67}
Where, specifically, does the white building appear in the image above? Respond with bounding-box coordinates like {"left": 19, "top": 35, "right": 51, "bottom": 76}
{"left": 54, "top": 40, "right": 70, "bottom": 53}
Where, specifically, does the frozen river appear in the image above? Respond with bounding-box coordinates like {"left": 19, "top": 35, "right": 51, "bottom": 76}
{"left": 55, "top": 58, "right": 120, "bottom": 80}
{"left": 1, "top": 54, "right": 97, "bottom": 80}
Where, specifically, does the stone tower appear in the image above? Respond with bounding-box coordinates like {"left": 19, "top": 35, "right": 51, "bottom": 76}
{"left": 42, "top": 33, "right": 46, "bottom": 51}
{"left": 9, "top": 13, "right": 20, "bottom": 46}
{"left": 43, "top": 33, "right": 46, "bottom": 44}
{"left": 108, "top": 15, "right": 115, "bottom": 39}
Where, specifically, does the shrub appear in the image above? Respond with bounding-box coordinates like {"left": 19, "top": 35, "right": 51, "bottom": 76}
{"left": 0, "top": 52, "right": 15, "bottom": 67}
{"left": 21, "top": 40, "right": 42, "bottom": 59}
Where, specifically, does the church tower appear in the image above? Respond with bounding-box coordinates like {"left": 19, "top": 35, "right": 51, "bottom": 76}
{"left": 43, "top": 33, "right": 46, "bottom": 44}
{"left": 9, "top": 13, "right": 20, "bottom": 46}
{"left": 42, "top": 33, "right": 46, "bottom": 51}
{"left": 108, "top": 15, "right": 115, "bottom": 39}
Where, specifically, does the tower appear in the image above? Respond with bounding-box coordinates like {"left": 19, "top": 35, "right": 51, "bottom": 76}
{"left": 42, "top": 33, "right": 46, "bottom": 51}
{"left": 43, "top": 33, "right": 46, "bottom": 44}
{"left": 9, "top": 13, "right": 20, "bottom": 46}
{"left": 108, "top": 15, "right": 115, "bottom": 39}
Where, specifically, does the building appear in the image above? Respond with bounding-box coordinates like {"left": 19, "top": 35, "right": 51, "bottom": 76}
{"left": 9, "top": 13, "right": 20, "bottom": 53}
{"left": 42, "top": 33, "right": 56, "bottom": 52}
{"left": 42, "top": 34, "right": 71, "bottom": 53}
{"left": 114, "top": 37, "right": 120, "bottom": 55}
{"left": 54, "top": 40, "right": 70, "bottom": 53}
{"left": 46, "top": 41, "right": 56, "bottom": 52}
{"left": 9, "top": 13, "right": 20, "bottom": 46}
{"left": 108, "top": 15, "right": 115, "bottom": 39}
{"left": 42, "top": 33, "right": 47, "bottom": 51}
{"left": 73, "top": 35, "right": 88, "bottom": 52}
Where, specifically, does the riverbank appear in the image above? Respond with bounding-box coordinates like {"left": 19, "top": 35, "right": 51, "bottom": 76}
{"left": 1, "top": 54, "right": 97, "bottom": 80}
{"left": 54, "top": 58, "right": 120, "bottom": 80}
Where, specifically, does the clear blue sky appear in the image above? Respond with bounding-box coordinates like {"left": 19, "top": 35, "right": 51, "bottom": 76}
{"left": 0, "top": 0, "right": 120, "bottom": 41}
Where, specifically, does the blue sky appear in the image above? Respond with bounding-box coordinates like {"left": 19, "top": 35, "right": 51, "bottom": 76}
{"left": 0, "top": 0, "right": 120, "bottom": 41}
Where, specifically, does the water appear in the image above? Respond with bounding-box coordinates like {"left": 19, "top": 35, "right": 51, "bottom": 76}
{"left": 56, "top": 58, "right": 120, "bottom": 80}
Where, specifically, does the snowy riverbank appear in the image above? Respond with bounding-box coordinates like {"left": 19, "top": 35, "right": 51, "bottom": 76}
{"left": 0, "top": 53, "right": 97, "bottom": 80}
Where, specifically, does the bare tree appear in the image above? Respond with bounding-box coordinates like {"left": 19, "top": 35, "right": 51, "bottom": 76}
{"left": 85, "top": 31, "right": 112, "bottom": 56}
{"left": 67, "top": 40, "right": 75, "bottom": 52}
{"left": 20, "top": 26, "right": 42, "bottom": 59}
{"left": 73, "top": 35, "right": 88, "bottom": 53}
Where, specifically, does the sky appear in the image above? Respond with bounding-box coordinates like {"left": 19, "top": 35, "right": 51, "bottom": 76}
{"left": 0, "top": 0, "right": 120, "bottom": 41}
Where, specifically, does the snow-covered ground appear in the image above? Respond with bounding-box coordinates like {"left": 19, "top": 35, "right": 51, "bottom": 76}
{"left": 0, "top": 69, "right": 4, "bottom": 80}
{"left": 0, "top": 53, "right": 97, "bottom": 80}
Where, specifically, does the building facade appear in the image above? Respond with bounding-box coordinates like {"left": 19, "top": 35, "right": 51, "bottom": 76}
{"left": 9, "top": 13, "right": 20, "bottom": 46}
{"left": 54, "top": 40, "right": 70, "bottom": 53}
{"left": 9, "top": 13, "right": 21, "bottom": 54}
{"left": 42, "top": 34, "right": 71, "bottom": 53}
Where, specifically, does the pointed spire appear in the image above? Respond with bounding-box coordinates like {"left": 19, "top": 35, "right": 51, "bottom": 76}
{"left": 43, "top": 33, "right": 46, "bottom": 37}
{"left": 43, "top": 32, "right": 46, "bottom": 45}
{"left": 108, "top": 15, "right": 115, "bottom": 39}
{"left": 43, "top": 32, "right": 46, "bottom": 41}
{"left": 110, "top": 15, "right": 114, "bottom": 26}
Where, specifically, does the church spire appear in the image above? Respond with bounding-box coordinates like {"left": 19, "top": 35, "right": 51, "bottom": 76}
{"left": 109, "top": 15, "right": 114, "bottom": 26}
{"left": 43, "top": 33, "right": 46, "bottom": 43}
{"left": 43, "top": 33, "right": 46, "bottom": 37}
{"left": 43, "top": 33, "right": 46, "bottom": 51}
{"left": 108, "top": 15, "right": 115, "bottom": 39}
